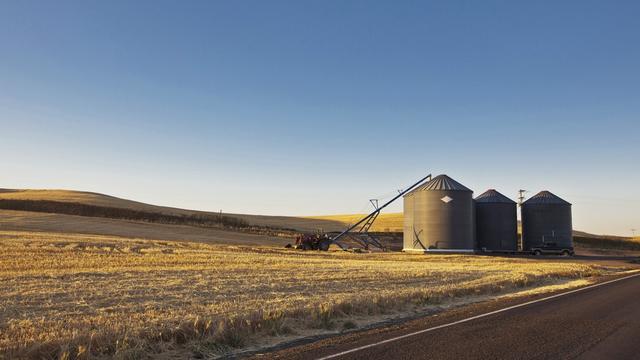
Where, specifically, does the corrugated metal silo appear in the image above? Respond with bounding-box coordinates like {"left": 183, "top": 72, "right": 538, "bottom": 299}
{"left": 403, "top": 174, "right": 475, "bottom": 252}
{"left": 475, "top": 189, "right": 518, "bottom": 251}
{"left": 521, "top": 191, "right": 573, "bottom": 250}
{"left": 403, "top": 192, "right": 415, "bottom": 250}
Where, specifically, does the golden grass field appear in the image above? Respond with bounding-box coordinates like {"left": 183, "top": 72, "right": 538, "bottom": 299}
{"left": 0, "top": 189, "right": 346, "bottom": 232}
{"left": 0, "top": 189, "right": 404, "bottom": 232}
{"left": 1, "top": 188, "right": 639, "bottom": 359}
{"left": 305, "top": 213, "right": 403, "bottom": 232}
{"left": 0, "top": 190, "right": 157, "bottom": 211}
{"left": 0, "top": 230, "right": 624, "bottom": 360}
{"left": 1, "top": 188, "right": 631, "bottom": 237}
{"left": 0, "top": 210, "right": 289, "bottom": 247}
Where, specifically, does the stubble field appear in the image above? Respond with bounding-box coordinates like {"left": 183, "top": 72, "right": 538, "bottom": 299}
{"left": 0, "top": 230, "right": 621, "bottom": 359}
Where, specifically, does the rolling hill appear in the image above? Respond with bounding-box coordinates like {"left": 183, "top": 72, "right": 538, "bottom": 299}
{"left": 0, "top": 188, "right": 346, "bottom": 232}
{"left": 1, "top": 188, "right": 638, "bottom": 251}
{"left": 305, "top": 212, "right": 403, "bottom": 232}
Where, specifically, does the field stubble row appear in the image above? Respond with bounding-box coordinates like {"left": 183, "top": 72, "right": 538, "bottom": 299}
{"left": 0, "top": 230, "right": 620, "bottom": 359}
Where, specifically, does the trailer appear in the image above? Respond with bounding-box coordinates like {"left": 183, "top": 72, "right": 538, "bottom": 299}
{"left": 478, "top": 244, "right": 575, "bottom": 257}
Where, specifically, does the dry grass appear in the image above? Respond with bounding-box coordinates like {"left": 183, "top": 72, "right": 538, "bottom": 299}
{"left": 0, "top": 190, "right": 148, "bottom": 210}
{"left": 0, "top": 210, "right": 289, "bottom": 247}
{"left": 0, "top": 230, "right": 613, "bottom": 359}
{"left": 0, "top": 189, "right": 344, "bottom": 232}
{"left": 3, "top": 189, "right": 632, "bottom": 241}
{"left": 305, "top": 213, "right": 403, "bottom": 232}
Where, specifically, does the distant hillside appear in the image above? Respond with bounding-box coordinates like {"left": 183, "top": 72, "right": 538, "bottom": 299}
{"left": 0, "top": 199, "right": 250, "bottom": 229}
{"left": 0, "top": 189, "right": 633, "bottom": 246}
{"left": 0, "top": 210, "right": 290, "bottom": 246}
{"left": 0, "top": 189, "right": 346, "bottom": 232}
{"left": 573, "top": 235, "right": 640, "bottom": 252}
{"left": 305, "top": 213, "right": 404, "bottom": 232}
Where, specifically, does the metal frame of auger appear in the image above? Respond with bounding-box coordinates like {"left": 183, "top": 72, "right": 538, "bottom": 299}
{"left": 331, "top": 173, "right": 432, "bottom": 251}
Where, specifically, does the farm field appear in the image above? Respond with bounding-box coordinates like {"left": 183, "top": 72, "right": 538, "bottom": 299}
{"left": 0, "top": 189, "right": 345, "bottom": 232}
{"left": 304, "top": 212, "right": 403, "bottom": 232}
{"left": 0, "top": 209, "right": 289, "bottom": 247}
{"left": 3, "top": 205, "right": 638, "bottom": 254}
{"left": 0, "top": 188, "right": 400, "bottom": 233}
{"left": 4, "top": 188, "right": 637, "bottom": 242}
{"left": 0, "top": 230, "right": 626, "bottom": 360}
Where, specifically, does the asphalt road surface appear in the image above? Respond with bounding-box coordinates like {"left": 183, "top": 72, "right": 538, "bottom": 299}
{"left": 261, "top": 273, "right": 640, "bottom": 360}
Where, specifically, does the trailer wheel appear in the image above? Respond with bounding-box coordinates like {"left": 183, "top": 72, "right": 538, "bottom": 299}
{"left": 561, "top": 250, "right": 571, "bottom": 257}
{"left": 533, "top": 250, "right": 542, "bottom": 256}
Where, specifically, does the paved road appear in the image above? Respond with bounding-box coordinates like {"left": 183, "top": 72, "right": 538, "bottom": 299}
{"left": 262, "top": 273, "right": 640, "bottom": 360}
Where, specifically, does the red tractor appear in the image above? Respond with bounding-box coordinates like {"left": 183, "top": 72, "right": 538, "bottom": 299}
{"left": 294, "top": 233, "right": 332, "bottom": 251}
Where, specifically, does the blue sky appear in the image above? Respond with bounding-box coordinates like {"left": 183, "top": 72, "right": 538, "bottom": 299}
{"left": 1, "top": 1, "right": 638, "bottom": 236}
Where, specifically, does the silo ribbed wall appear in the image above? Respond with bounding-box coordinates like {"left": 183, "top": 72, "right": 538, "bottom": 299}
{"left": 412, "top": 190, "right": 474, "bottom": 250}
{"left": 522, "top": 204, "right": 572, "bottom": 250}
{"left": 403, "top": 195, "right": 415, "bottom": 250}
{"left": 475, "top": 202, "right": 518, "bottom": 251}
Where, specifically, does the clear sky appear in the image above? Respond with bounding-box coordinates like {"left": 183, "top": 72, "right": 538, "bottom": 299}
{"left": 1, "top": 1, "right": 638, "bottom": 236}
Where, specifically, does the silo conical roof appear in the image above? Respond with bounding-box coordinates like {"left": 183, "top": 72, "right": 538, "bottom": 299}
{"left": 523, "top": 191, "right": 571, "bottom": 205}
{"left": 405, "top": 174, "right": 471, "bottom": 197}
{"left": 475, "top": 189, "right": 516, "bottom": 204}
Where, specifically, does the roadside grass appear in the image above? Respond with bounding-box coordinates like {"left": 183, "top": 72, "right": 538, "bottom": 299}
{"left": 304, "top": 213, "right": 403, "bottom": 232}
{"left": 574, "top": 236, "right": 640, "bottom": 251}
{"left": 0, "top": 230, "right": 616, "bottom": 359}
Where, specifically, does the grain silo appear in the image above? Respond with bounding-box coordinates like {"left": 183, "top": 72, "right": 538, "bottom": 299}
{"left": 475, "top": 189, "right": 518, "bottom": 251}
{"left": 521, "top": 191, "right": 572, "bottom": 250}
{"left": 403, "top": 174, "right": 475, "bottom": 252}
{"left": 402, "top": 192, "right": 415, "bottom": 251}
